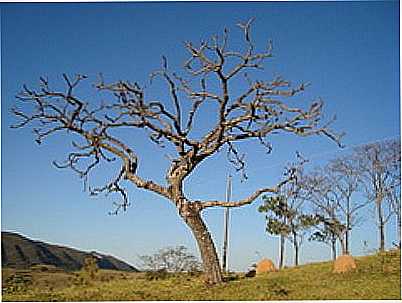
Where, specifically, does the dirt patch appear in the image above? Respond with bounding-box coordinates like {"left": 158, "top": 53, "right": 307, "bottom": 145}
{"left": 256, "top": 258, "right": 277, "bottom": 274}
{"left": 333, "top": 254, "right": 357, "bottom": 273}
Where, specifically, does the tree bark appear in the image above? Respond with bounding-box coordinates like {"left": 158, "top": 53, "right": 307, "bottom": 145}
{"left": 279, "top": 235, "right": 285, "bottom": 269}
{"left": 293, "top": 232, "right": 299, "bottom": 266}
{"left": 345, "top": 203, "right": 350, "bottom": 254}
{"left": 331, "top": 237, "right": 337, "bottom": 261}
{"left": 340, "top": 237, "right": 347, "bottom": 255}
{"left": 181, "top": 208, "right": 223, "bottom": 284}
{"left": 377, "top": 198, "right": 385, "bottom": 252}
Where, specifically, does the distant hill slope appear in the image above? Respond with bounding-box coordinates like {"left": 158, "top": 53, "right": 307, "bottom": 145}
{"left": 1, "top": 231, "right": 137, "bottom": 272}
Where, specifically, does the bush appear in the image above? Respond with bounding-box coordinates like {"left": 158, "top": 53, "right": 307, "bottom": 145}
{"left": 144, "top": 268, "right": 169, "bottom": 281}
{"left": 82, "top": 256, "right": 99, "bottom": 279}
{"left": 245, "top": 269, "right": 256, "bottom": 278}
{"left": 74, "top": 256, "right": 99, "bottom": 285}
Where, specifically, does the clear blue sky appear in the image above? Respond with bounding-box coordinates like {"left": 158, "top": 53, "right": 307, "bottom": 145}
{"left": 1, "top": 2, "right": 400, "bottom": 271}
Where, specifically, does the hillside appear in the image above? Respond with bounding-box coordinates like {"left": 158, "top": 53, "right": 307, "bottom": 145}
{"left": 1, "top": 232, "right": 137, "bottom": 272}
{"left": 2, "top": 249, "right": 400, "bottom": 301}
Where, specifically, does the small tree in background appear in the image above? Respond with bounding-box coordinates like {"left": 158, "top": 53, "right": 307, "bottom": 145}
{"left": 259, "top": 175, "right": 317, "bottom": 267}
{"left": 259, "top": 195, "right": 289, "bottom": 269}
{"left": 139, "top": 246, "right": 202, "bottom": 274}
{"left": 387, "top": 184, "right": 401, "bottom": 248}
{"left": 302, "top": 169, "right": 347, "bottom": 259}
{"left": 327, "top": 156, "right": 369, "bottom": 254}
{"left": 287, "top": 211, "right": 318, "bottom": 266}
{"left": 308, "top": 216, "right": 346, "bottom": 260}
{"left": 354, "top": 140, "right": 400, "bottom": 252}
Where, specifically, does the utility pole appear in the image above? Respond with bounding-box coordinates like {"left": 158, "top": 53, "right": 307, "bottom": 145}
{"left": 222, "top": 174, "right": 232, "bottom": 273}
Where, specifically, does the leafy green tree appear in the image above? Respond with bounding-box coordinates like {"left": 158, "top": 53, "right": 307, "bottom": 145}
{"left": 288, "top": 212, "right": 320, "bottom": 266}
{"left": 308, "top": 215, "right": 346, "bottom": 260}
{"left": 259, "top": 181, "right": 317, "bottom": 267}
{"left": 259, "top": 195, "right": 289, "bottom": 269}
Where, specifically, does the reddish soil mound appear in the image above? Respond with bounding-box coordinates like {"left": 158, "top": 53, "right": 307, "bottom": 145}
{"left": 333, "top": 254, "right": 357, "bottom": 273}
{"left": 256, "top": 258, "right": 277, "bottom": 274}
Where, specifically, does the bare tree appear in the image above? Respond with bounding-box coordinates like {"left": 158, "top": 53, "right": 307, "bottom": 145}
{"left": 386, "top": 141, "right": 401, "bottom": 248}
{"left": 386, "top": 184, "right": 401, "bottom": 248}
{"left": 326, "top": 156, "right": 369, "bottom": 254}
{"left": 354, "top": 140, "right": 400, "bottom": 251}
{"left": 302, "top": 168, "right": 346, "bottom": 259}
{"left": 11, "top": 19, "right": 341, "bottom": 284}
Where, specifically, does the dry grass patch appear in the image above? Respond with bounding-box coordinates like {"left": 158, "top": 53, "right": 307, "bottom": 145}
{"left": 2, "top": 249, "right": 400, "bottom": 301}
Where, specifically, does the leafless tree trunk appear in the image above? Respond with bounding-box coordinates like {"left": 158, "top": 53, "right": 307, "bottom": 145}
{"left": 279, "top": 210, "right": 288, "bottom": 270}
{"left": 331, "top": 237, "right": 337, "bottom": 261}
{"left": 394, "top": 195, "right": 402, "bottom": 248}
{"left": 181, "top": 207, "right": 222, "bottom": 283}
{"left": 339, "top": 235, "right": 347, "bottom": 255}
{"left": 326, "top": 156, "right": 369, "bottom": 255}
{"left": 292, "top": 231, "right": 299, "bottom": 266}
{"left": 302, "top": 168, "right": 347, "bottom": 257}
{"left": 397, "top": 210, "right": 401, "bottom": 248}
{"left": 279, "top": 235, "right": 285, "bottom": 269}
{"left": 345, "top": 213, "right": 350, "bottom": 254}
{"left": 377, "top": 196, "right": 385, "bottom": 251}
{"left": 11, "top": 19, "right": 342, "bottom": 284}
{"left": 354, "top": 140, "right": 400, "bottom": 252}
{"left": 387, "top": 171, "right": 401, "bottom": 248}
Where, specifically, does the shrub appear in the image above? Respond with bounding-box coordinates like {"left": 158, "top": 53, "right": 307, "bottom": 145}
{"left": 82, "top": 256, "right": 99, "bottom": 279}
{"left": 144, "top": 268, "right": 169, "bottom": 281}
{"left": 245, "top": 269, "right": 256, "bottom": 278}
{"left": 74, "top": 256, "right": 99, "bottom": 285}
{"left": 2, "top": 272, "right": 32, "bottom": 294}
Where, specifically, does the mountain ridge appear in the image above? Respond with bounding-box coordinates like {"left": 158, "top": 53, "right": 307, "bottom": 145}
{"left": 1, "top": 231, "right": 138, "bottom": 272}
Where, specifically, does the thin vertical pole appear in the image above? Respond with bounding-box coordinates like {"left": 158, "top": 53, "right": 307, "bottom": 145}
{"left": 222, "top": 174, "right": 232, "bottom": 273}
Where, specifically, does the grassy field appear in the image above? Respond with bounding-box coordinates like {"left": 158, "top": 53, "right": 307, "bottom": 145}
{"left": 2, "top": 249, "right": 401, "bottom": 301}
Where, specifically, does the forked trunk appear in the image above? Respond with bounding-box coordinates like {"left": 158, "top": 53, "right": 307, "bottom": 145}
{"left": 182, "top": 209, "right": 223, "bottom": 284}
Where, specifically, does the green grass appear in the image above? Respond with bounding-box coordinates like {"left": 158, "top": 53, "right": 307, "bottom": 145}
{"left": 2, "top": 249, "right": 401, "bottom": 301}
